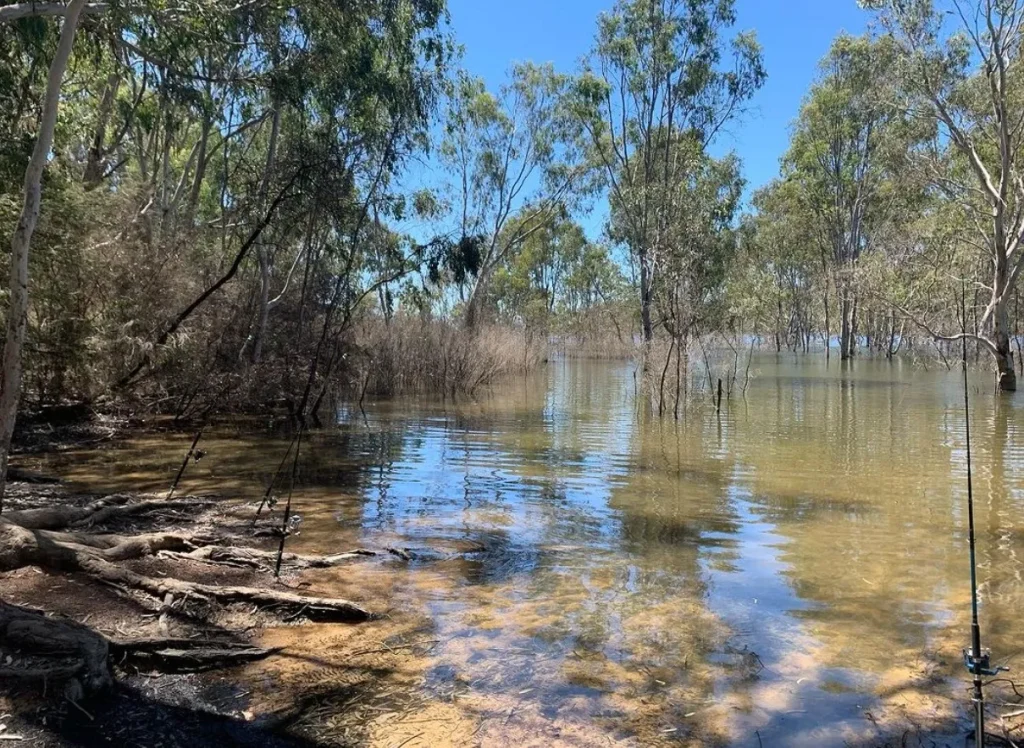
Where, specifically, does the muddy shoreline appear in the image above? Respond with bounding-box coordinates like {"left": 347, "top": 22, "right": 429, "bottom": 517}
{"left": 0, "top": 466, "right": 434, "bottom": 748}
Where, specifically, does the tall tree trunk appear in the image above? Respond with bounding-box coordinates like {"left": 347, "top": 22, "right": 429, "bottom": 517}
{"left": 775, "top": 294, "right": 783, "bottom": 353}
{"left": 989, "top": 235, "right": 1017, "bottom": 390}
{"left": 993, "top": 294, "right": 1017, "bottom": 392}
{"left": 848, "top": 294, "right": 858, "bottom": 359}
{"left": 185, "top": 114, "right": 212, "bottom": 226}
{"left": 157, "top": 100, "right": 173, "bottom": 234}
{"left": 639, "top": 248, "right": 653, "bottom": 344}
{"left": 252, "top": 251, "right": 272, "bottom": 363}
{"left": 0, "top": 0, "right": 88, "bottom": 509}
{"left": 250, "top": 105, "right": 282, "bottom": 365}
{"left": 823, "top": 275, "right": 831, "bottom": 361}
{"left": 839, "top": 291, "right": 852, "bottom": 362}
{"left": 887, "top": 311, "right": 897, "bottom": 360}
{"left": 464, "top": 271, "right": 488, "bottom": 330}
{"left": 83, "top": 71, "right": 119, "bottom": 187}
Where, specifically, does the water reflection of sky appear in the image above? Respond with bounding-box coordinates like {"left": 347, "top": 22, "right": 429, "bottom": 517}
{"left": 33, "top": 355, "right": 1024, "bottom": 745}
{"left": 342, "top": 356, "right": 1024, "bottom": 745}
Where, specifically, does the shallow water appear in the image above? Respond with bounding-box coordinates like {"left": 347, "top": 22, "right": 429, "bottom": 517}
{"left": 35, "top": 356, "right": 1024, "bottom": 746}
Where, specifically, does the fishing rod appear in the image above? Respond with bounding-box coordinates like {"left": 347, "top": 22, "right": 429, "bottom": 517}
{"left": 960, "top": 282, "right": 1006, "bottom": 747}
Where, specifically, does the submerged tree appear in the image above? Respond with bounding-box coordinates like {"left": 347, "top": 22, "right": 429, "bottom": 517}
{"left": 734, "top": 179, "right": 822, "bottom": 354}
{"left": 488, "top": 212, "right": 629, "bottom": 342}
{"left": 566, "top": 0, "right": 765, "bottom": 348}
{"left": 863, "top": 0, "right": 1024, "bottom": 390}
{"left": 784, "top": 34, "right": 909, "bottom": 361}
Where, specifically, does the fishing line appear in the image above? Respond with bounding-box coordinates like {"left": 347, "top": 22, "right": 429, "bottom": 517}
{"left": 960, "top": 280, "right": 1007, "bottom": 747}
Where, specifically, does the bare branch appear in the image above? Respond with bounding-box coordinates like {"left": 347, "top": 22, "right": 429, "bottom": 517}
{"left": 0, "top": 1, "right": 107, "bottom": 23}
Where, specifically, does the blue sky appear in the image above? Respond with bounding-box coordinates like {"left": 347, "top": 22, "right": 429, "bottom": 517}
{"left": 446, "top": 0, "right": 869, "bottom": 205}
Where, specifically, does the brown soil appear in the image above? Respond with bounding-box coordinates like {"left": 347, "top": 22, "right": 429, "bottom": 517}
{"left": 0, "top": 480, "right": 387, "bottom": 747}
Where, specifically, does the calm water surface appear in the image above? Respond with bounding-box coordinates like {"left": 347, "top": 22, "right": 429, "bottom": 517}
{"left": 38, "top": 356, "right": 1024, "bottom": 746}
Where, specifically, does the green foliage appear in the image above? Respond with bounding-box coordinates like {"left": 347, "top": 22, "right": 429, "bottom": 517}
{"left": 565, "top": 0, "right": 764, "bottom": 341}
{"left": 0, "top": 0, "right": 456, "bottom": 411}
{"left": 431, "top": 60, "right": 592, "bottom": 326}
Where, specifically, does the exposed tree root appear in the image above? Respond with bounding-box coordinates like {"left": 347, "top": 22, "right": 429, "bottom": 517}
{"left": 0, "top": 601, "right": 112, "bottom": 694}
{"left": 110, "top": 637, "right": 281, "bottom": 673}
{"left": 0, "top": 492, "right": 377, "bottom": 698}
{"left": 78, "top": 555, "right": 371, "bottom": 622}
{"left": 183, "top": 545, "right": 379, "bottom": 570}
{"left": 0, "top": 602, "right": 281, "bottom": 692}
{"left": 5, "top": 494, "right": 213, "bottom": 531}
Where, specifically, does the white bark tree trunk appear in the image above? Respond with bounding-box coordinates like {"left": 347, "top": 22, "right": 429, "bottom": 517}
{"left": 83, "top": 71, "right": 119, "bottom": 187}
{"left": 250, "top": 105, "right": 281, "bottom": 365}
{"left": 0, "top": 0, "right": 88, "bottom": 508}
{"left": 992, "top": 281, "right": 1017, "bottom": 392}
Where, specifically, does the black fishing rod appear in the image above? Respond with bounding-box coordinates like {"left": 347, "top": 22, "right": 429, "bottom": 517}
{"left": 960, "top": 282, "right": 1006, "bottom": 747}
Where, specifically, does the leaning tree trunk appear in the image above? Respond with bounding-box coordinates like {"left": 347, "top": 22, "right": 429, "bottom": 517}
{"left": 0, "top": 0, "right": 88, "bottom": 509}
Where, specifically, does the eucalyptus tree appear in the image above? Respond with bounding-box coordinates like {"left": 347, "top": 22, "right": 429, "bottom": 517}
{"left": 487, "top": 211, "right": 630, "bottom": 345}
{"left": 489, "top": 213, "right": 587, "bottom": 326}
{"left": 783, "top": 34, "right": 909, "bottom": 361}
{"left": 0, "top": 0, "right": 452, "bottom": 436}
{"left": 736, "top": 178, "right": 822, "bottom": 353}
{"left": 650, "top": 139, "right": 744, "bottom": 415}
{"left": 565, "top": 0, "right": 765, "bottom": 347}
{"left": 439, "top": 63, "right": 583, "bottom": 328}
{"left": 0, "top": 0, "right": 88, "bottom": 506}
{"left": 862, "top": 0, "right": 1024, "bottom": 390}
{"left": 638, "top": 134, "right": 743, "bottom": 345}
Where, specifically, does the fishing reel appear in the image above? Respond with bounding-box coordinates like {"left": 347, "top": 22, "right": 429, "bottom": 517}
{"left": 964, "top": 649, "right": 1009, "bottom": 677}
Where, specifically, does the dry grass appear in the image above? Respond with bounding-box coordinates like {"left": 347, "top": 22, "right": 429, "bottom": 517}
{"left": 353, "top": 315, "right": 546, "bottom": 397}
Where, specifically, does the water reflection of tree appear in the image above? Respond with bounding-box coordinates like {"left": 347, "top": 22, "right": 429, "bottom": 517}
{"left": 974, "top": 398, "right": 1024, "bottom": 662}
{"left": 733, "top": 363, "right": 1024, "bottom": 686}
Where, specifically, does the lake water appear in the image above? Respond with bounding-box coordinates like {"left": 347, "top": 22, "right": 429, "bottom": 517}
{"left": 37, "top": 355, "right": 1024, "bottom": 746}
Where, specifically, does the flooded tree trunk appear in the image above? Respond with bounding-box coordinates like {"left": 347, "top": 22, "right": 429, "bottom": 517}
{"left": 849, "top": 294, "right": 858, "bottom": 359}
{"left": 1016, "top": 289, "right": 1024, "bottom": 377}
{"left": 987, "top": 243, "right": 1017, "bottom": 391}
{"left": 658, "top": 337, "right": 675, "bottom": 417}
{"left": 994, "top": 300, "right": 1017, "bottom": 392}
{"left": 673, "top": 331, "right": 684, "bottom": 421}
{"left": 839, "top": 293, "right": 852, "bottom": 361}
{"left": 887, "top": 311, "right": 897, "bottom": 360}
{"left": 821, "top": 253, "right": 832, "bottom": 361}
{"left": 775, "top": 294, "right": 783, "bottom": 353}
